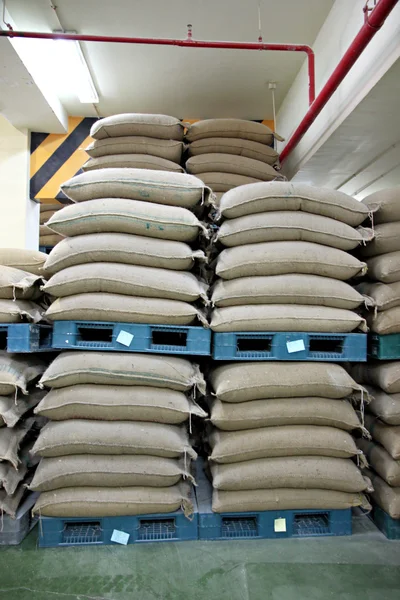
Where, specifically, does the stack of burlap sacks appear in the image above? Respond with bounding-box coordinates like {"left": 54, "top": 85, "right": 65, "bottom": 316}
{"left": 39, "top": 204, "right": 65, "bottom": 249}
{"left": 31, "top": 352, "right": 206, "bottom": 517}
{"left": 210, "top": 182, "right": 373, "bottom": 333}
{"left": 185, "top": 119, "right": 282, "bottom": 205}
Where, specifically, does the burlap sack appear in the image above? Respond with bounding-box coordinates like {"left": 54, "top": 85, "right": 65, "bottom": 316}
{"left": 362, "top": 188, "right": 400, "bottom": 225}
{"left": 86, "top": 136, "right": 183, "bottom": 162}
{"left": 0, "top": 461, "right": 27, "bottom": 495}
{"left": 0, "top": 479, "right": 29, "bottom": 517}
{"left": 0, "top": 249, "right": 47, "bottom": 276}
{"left": 209, "top": 425, "right": 359, "bottom": 463}
{"left": 40, "top": 207, "right": 61, "bottom": 225}
{"left": 368, "top": 306, "right": 400, "bottom": 334}
{"left": 39, "top": 351, "right": 205, "bottom": 393}
{"left": 355, "top": 281, "right": 400, "bottom": 312}
{"left": 32, "top": 420, "right": 197, "bottom": 459}
{"left": 216, "top": 241, "right": 367, "bottom": 281}
{"left": 0, "top": 353, "right": 45, "bottom": 395}
{"left": 219, "top": 181, "right": 370, "bottom": 226}
{"left": 358, "top": 439, "right": 400, "bottom": 486}
{"left": 352, "top": 362, "right": 400, "bottom": 394}
{"left": 364, "top": 468, "right": 400, "bottom": 518}
{"left": 365, "top": 385, "right": 400, "bottom": 425}
{"left": 365, "top": 414, "right": 400, "bottom": 459}
{"left": 0, "top": 418, "right": 33, "bottom": 468}
{"left": 210, "top": 304, "right": 367, "bottom": 333}
{"left": 35, "top": 384, "right": 206, "bottom": 423}
{"left": 212, "top": 488, "right": 370, "bottom": 513}
{"left": 211, "top": 362, "right": 364, "bottom": 403}
{"left": 366, "top": 251, "right": 400, "bottom": 283}
{"left": 216, "top": 211, "right": 373, "bottom": 250}
{"left": 60, "top": 168, "right": 211, "bottom": 208}
{"left": 82, "top": 154, "right": 185, "bottom": 173}
{"left": 186, "top": 154, "right": 278, "bottom": 182}
{"left": 46, "top": 198, "right": 205, "bottom": 242}
{"left": 40, "top": 225, "right": 54, "bottom": 237}
{"left": 210, "top": 397, "right": 362, "bottom": 431}
{"left": 90, "top": 113, "right": 184, "bottom": 141}
{"left": 33, "top": 483, "right": 193, "bottom": 517}
{"left": 44, "top": 233, "right": 205, "bottom": 274}
{"left": 45, "top": 293, "right": 207, "bottom": 326}
{"left": 185, "top": 119, "right": 282, "bottom": 144}
{"left": 39, "top": 234, "right": 64, "bottom": 247}
{"left": 0, "top": 390, "right": 45, "bottom": 428}
{"left": 0, "top": 266, "right": 44, "bottom": 300}
{"left": 30, "top": 455, "right": 194, "bottom": 492}
{"left": 211, "top": 456, "right": 369, "bottom": 492}
{"left": 0, "top": 299, "right": 44, "bottom": 323}
{"left": 212, "top": 274, "right": 367, "bottom": 309}
{"left": 188, "top": 137, "right": 279, "bottom": 165}
{"left": 197, "top": 172, "right": 262, "bottom": 192}
{"left": 43, "top": 263, "right": 208, "bottom": 302}
{"left": 360, "top": 222, "right": 400, "bottom": 257}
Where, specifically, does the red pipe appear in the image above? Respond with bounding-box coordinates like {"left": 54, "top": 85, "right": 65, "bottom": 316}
{"left": 279, "top": 0, "right": 398, "bottom": 164}
{"left": 0, "top": 27, "right": 316, "bottom": 105}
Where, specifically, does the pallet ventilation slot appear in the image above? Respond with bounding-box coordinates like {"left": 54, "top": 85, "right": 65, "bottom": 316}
{"left": 237, "top": 337, "right": 272, "bottom": 353}
{"left": 309, "top": 338, "right": 343, "bottom": 354}
{"left": 152, "top": 330, "right": 187, "bottom": 347}
{"left": 77, "top": 326, "right": 113, "bottom": 343}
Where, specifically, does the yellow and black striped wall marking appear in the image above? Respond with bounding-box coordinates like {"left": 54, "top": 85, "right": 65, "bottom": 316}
{"left": 30, "top": 116, "right": 96, "bottom": 204}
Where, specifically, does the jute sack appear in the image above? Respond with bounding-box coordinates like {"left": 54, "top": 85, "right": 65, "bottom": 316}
{"left": 0, "top": 461, "right": 27, "bottom": 495}
{"left": 43, "top": 263, "right": 208, "bottom": 302}
{"left": 82, "top": 154, "right": 185, "bottom": 174}
{"left": 209, "top": 425, "right": 360, "bottom": 463}
{"left": 0, "top": 353, "right": 45, "bottom": 395}
{"left": 364, "top": 468, "right": 400, "bottom": 518}
{"left": 364, "top": 385, "right": 400, "bottom": 425}
{"left": 40, "top": 225, "right": 54, "bottom": 237}
{"left": 219, "top": 181, "right": 370, "bottom": 226}
{"left": 40, "top": 205, "right": 61, "bottom": 225}
{"left": 211, "top": 456, "right": 369, "bottom": 492}
{"left": 46, "top": 198, "right": 205, "bottom": 242}
{"left": 365, "top": 414, "right": 400, "bottom": 459}
{"left": 211, "top": 362, "right": 364, "bottom": 403}
{"left": 0, "top": 479, "right": 29, "bottom": 517}
{"left": 360, "top": 222, "right": 400, "bottom": 257}
{"left": 197, "top": 172, "right": 262, "bottom": 193}
{"left": 216, "top": 241, "right": 367, "bottom": 281}
{"left": 355, "top": 281, "right": 400, "bottom": 312}
{"left": 212, "top": 488, "right": 370, "bottom": 513}
{"left": 45, "top": 293, "right": 207, "bottom": 326}
{"left": 210, "top": 304, "right": 367, "bottom": 333}
{"left": 39, "top": 351, "right": 205, "bottom": 393}
{"left": 35, "top": 384, "right": 206, "bottom": 423}
{"left": 0, "top": 249, "right": 47, "bottom": 276}
{"left": 186, "top": 154, "right": 278, "bottom": 182}
{"left": 39, "top": 234, "right": 64, "bottom": 247}
{"left": 357, "top": 439, "right": 400, "bottom": 486}
{"left": 366, "top": 251, "right": 400, "bottom": 283}
{"left": 43, "top": 233, "right": 205, "bottom": 274}
{"left": 187, "top": 137, "right": 279, "bottom": 165}
{"left": 30, "top": 455, "right": 194, "bottom": 492}
{"left": 362, "top": 188, "right": 400, "bottom": 225}
{"left": 86, "top": 136, "right": 183, "bottom": 162}
{"left": 210, "top": 397, "right": 362, "bottom": 431}
{"left": 185, "top": 119, "right": 282, "bottom": 145}
{"left": 0, "top": 266, "right": 44, "bottom": 300}
{"left": 212, "top": 274, "right": 367, "bottom": 309}
{"left": 352, "top": 362, "right": 400, "bottom": 394}
{"left": 216, "top": 211, "right": 373, "bottom": 250}
{"left": 32, "top": 420, "right": 197, "bottom": 459}
{"left": 0, "top": 299, "right": 44, "bottom": 323}
{"left": 33, "top": 483, "right": 193, "bottom": 517}
{"left": 0, "top": 390, "right": 45, "bottom": 428}
{"left": 368, "top": 306, "right": 400, "bottom": 334}
{"left": 60, "top": 168, "right": 212, "bottom": 208}
{"left": 0, "top": 418, "right": 33, "bottom": 468}
{"left": 90, "top": 113, "right": 185, "bottom": 141}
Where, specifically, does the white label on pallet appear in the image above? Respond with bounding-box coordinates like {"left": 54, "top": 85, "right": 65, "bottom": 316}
{"left": 116, "top": 330, "right": 134, "bottom": 347}
{"left": 286, "top": 339, "right": 305, "bottom": 353}
{"left": 274, "top": 518, "right": 287, "bottom": 533}
{"left": 111, "top": 529, "right": 130, "bottom": 545}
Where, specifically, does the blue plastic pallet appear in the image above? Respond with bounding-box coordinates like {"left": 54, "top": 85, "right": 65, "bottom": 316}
{"left": 213, "top": 331, "right": 367, "bottom": 361}
{"left": 370, "top": 506, "right": 400, "bottom": 539}
{"left": 195, "top": 465, "right": 352, "bottom": 540}
{"left": 369, "top": 333, "right": 400, "bottom": 360}
{"left": 38, "top": 500, "right": 198, "bottom": 548}
{"left": 51, "top": 321, "right": 211, "bottom": 356}
{"left": 0, "top": 323, "right": 53, "bottom": 353}
{"left": 39, "top": 246, "right": 54, "bottom": 255}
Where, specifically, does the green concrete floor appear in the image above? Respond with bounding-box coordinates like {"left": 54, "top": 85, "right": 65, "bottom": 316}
{"left": 1, "top": 512, "right": 400, "bottom": 600}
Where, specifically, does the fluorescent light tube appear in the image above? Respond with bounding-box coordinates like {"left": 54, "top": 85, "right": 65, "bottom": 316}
{"left": 53, "top": 37, "right": 99, "bottom": 104}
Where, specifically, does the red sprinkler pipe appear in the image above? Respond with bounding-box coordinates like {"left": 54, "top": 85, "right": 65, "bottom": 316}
{"left": 279, "top": 0, "right": 399, "bottom": 164}
{"left": 0, "top": 25, "right": 316, "bottom": 105}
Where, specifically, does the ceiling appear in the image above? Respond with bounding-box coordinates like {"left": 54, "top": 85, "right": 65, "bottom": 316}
{"left": 2, "top": 0, "right": 334, "bottom": 125}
